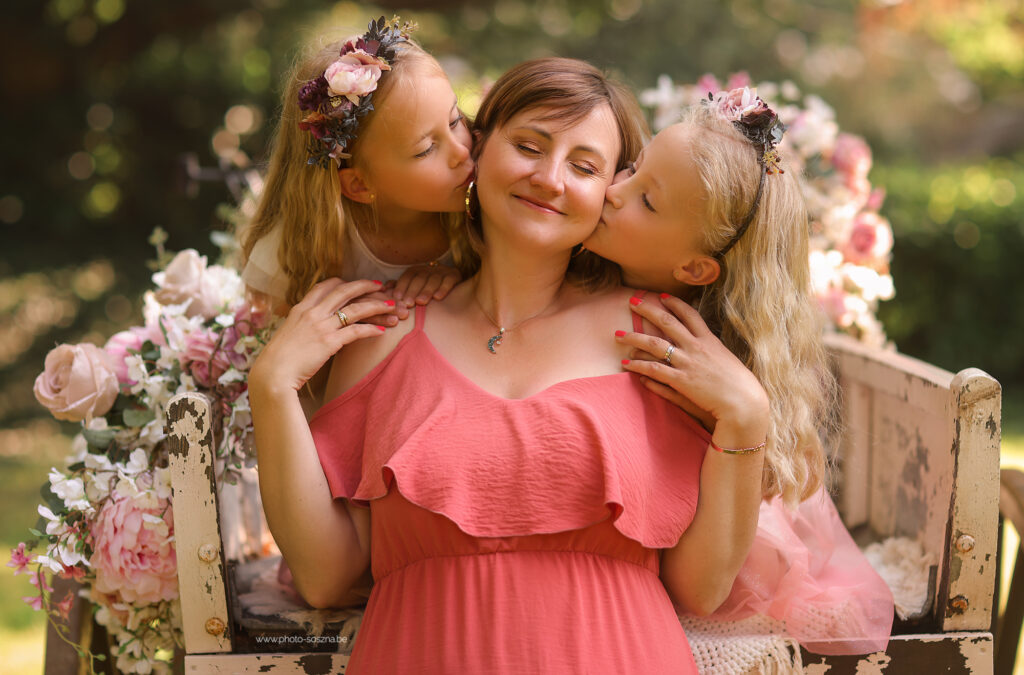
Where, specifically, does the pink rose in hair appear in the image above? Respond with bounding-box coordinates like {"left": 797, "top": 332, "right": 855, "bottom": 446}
{"left": 325, "top": 49, "right": 391, "bottom": 104}
{"left": 90, "top": 490, "right": 178, "bottom": 605}
{"left": 841, "top": 212, "right": 894, "bottom": 266}
{"left": 34, "top": 343, "right": 119, "bottom": 422}
{"left": 181, "top": 328, "right": 233, "bottom": 387}
{"left": 715, "top": 87, "right": 770, "bottom": 123}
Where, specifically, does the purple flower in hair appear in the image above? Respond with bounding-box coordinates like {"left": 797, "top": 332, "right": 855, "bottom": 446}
{"left": 298, "top": 76, "right": 330, "bottom": 112}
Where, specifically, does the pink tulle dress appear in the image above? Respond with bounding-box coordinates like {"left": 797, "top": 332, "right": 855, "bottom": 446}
{"left": 309, "top": 306, "right": 711, "bottom": 674}
{"left": 702, "top": 486, "right": 894, "bottom": 654}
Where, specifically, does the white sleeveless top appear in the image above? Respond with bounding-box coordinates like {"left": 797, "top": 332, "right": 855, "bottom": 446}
{"left": 241, "top": 224, "right": 454, "bottom": 306}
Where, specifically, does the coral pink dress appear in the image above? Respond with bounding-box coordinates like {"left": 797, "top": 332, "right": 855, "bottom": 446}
{"left": 309, "top": 306, "right": 711, "bottom": 674}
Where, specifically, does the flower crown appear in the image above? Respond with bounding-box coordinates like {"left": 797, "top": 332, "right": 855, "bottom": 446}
{"left": 297, "top": 16, "right": 416, "bottom": 169}
{"left": 705, "top": 87, "right": 787, "bottom": 258}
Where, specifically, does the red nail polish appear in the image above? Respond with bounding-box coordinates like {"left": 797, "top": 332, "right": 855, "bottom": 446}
{"left": 373, "top": 280, "right": 383, "bottom": 285}
{"left": 621, "top": 359, "right": 631, "bottom": 365}
{"left": 659, "top": 292, "right": 670, "bottom": 300}
{"left": 385, "top": 300, "right": 396, "bottom": 306}
{"left": 629, "top": 297, "right": 641, "bottom": 306}
{"left": 377, "top": 325, "right": 386, "bottom": 331}
{"left": 615, "top": 330, "right": 626, "bottom": 338}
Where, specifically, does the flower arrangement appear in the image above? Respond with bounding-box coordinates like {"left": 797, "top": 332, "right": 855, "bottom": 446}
{"left": 298, "top": 15, "right": 416, "bottom": 168}
{"left": 11, "top": 240, "right": 276, "bottom": 674}
{"left": 641, "top": 72, "right": 896, "bottom": 347}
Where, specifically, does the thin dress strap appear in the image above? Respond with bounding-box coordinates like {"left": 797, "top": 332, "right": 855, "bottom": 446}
{"left": 414, "top": 303, "right": 427, "bottom": 331}
{"left": 631, "top": 290, "right": 647, "bottom": 333}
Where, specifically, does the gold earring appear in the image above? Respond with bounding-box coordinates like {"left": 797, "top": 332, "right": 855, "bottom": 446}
{"left": 464, "top": 180, "right": 476, "bottom": 219}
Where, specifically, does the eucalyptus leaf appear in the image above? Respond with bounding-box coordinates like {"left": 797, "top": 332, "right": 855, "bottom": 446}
{"left": 123, "top": 407, "right": 156, "bottom": 428}
{"left": 83, "top": 428, "right": 117, "bottom": 452}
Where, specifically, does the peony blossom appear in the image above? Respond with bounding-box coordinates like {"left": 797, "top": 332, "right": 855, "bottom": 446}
{"left": 152, "top": 249, "right": 221, "bottom": 319}
{"left": 90, "top": 489, "right": 178, "bottom": 605}
{"left": 34, "top": 343, "right": 119, "bottom": 422}
{"left": 714, "top": 87, "right": 770, "bottom": 122}
{"left": 324, "top": 49, "right": 390, "bottom": 104}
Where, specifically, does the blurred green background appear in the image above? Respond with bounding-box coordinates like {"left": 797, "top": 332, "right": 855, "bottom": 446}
{"left": 2, "top": 0, "right": 1023, "bottom": 672}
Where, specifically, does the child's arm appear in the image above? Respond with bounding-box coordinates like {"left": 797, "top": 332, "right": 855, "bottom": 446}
{"left": 388, "top": 262, "right": 462, "bottom": 308}
{"left": 249, "top": 278, "right": 390, "bottom": 608}
{"left": 618, "top": 293, "right": 769, "bottom": 615}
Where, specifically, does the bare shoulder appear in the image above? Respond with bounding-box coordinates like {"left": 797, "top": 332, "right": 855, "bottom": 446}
{"left": 570, "top": 285, "right": 671, "bottom": 338}
{"left": 322, "top": 311, "right": 417, "bottom": 403}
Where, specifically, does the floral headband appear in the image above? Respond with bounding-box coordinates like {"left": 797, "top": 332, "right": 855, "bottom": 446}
{"left": 298, "top": 16, "right": 416, "bottom": 169}
{"left": 706, "top": 87, "right": 787, "bottom": 259}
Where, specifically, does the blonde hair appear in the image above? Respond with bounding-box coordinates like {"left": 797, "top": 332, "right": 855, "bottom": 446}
{"left": 241, "top": 32, "right": 464, "bottom": 307}
{"left": 460, "top": 57, "right": 650, "bottom": 289}
{"left": 682, "top": 105, "right": 837, "bottom": 504}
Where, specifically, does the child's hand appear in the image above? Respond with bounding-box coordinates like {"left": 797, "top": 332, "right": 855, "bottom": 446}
{"left": 389, "top": 262, "right": 461, "bottom": 308}
{"left": 617, "top": 293, "right": 770, "bottom": 441}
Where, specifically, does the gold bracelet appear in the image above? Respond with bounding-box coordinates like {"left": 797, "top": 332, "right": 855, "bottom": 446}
{"left": 710, "top": 438, "right": 767, "bottom": 455}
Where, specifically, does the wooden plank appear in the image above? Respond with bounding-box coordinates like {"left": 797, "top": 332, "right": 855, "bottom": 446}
{"left": 802, "top": 632, "right": 992, "bottom": 674}
{"left": 185, "top": 652, "right": 350, "bottom": 673}
{"left": 941, "top": 369, "right": 1001, "bottom": 632}
{"left": 834, "top": 378, "right": 871, "bottom": 530}
{"left": 167, "top": 392, "right": 232, "bottom": 653}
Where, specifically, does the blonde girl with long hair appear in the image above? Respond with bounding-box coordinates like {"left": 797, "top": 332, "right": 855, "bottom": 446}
{"left": 241, "top": 17, "right": 473, "bottom": 320}
{"left": 583, "top": 90, "right": 893, "bottom": 653}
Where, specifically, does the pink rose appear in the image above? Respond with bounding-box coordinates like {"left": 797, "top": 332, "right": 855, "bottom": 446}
{"left": 831, "top": 133, "right": 872, "bottom": 183}
{"left": 181, "top": 328, "right": 233, "bottom": 387}
{"left": 153, "top": 249, "right": 220, "bottom": 319}
{"left": 89, "top": 491, "right": 177, "bottom": 605}
{"left": 324, "top": 49, "right": 390, "bottom": 103}
{"left": 34, "top": 343, "right": 119, "bottom": 422}
{"left": 841, "top": 212, "right": 894, "bottom": 266}
{"left": 714, "top": 87, "right": 770, "bottom": 122}
{"left": 818, "top": 288, "right": 856, "bottom": 328}
{"left": 104, "top": 327, "right": 150, "bottom": 385}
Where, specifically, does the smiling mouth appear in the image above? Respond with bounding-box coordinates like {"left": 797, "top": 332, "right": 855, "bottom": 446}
{"left": 514, "top": 194, "right": 563, "bottom": 215}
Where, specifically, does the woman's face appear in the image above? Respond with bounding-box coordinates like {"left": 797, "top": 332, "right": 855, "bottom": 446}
{"left": 358, "top": 61, "right": 474, "bottom": 214}
{"left": 584, "top": 124, "right": 712, "bottom": 292}
{"left": 474, "top": 103, "right": 620, "bottom": 253}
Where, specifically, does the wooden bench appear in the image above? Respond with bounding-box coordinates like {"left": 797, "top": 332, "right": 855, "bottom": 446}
{"left": 156, "top": 333, "right": 1003, "bottom": 672}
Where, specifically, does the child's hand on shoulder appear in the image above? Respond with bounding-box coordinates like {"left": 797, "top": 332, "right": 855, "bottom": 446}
{"left": 388, "top": 263, "right": 461, "bottom": 308}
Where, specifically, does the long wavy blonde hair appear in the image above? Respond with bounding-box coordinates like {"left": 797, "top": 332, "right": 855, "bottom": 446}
{"left": 240, "top": 32, "right": 464, "bottom": 308}
{"left": 682, "top": 105, "right": 837, "bottom": 504}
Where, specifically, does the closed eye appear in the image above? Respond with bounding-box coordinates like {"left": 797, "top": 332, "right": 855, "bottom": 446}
{"left": 642, "top": 193, "right": 656, "bottom": 213}
{"left": 450, "top": 114, "right": 464, "bottom": 129}
{"left": 517, "top": 143, "right": 541, "bottom": 155}
{"left": 415, "top": 144, "right": 435, "bottom": 158}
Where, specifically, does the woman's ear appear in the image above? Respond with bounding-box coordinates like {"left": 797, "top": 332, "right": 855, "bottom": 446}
{"left": 673, "top": 256, "right": 721, "bottom": 287}
{"left": 338, "top": 168, "right": 374, "bottom": 204}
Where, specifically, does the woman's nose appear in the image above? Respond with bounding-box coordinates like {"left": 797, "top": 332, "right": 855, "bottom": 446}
{"left": 449, "top": 134, "right": 471, "bottom": 168}
{"left": 530, "top": 158, "right": 564, "bottom": 194}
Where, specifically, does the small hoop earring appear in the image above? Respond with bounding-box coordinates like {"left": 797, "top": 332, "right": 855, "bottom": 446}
{"left": 464, "top": 180, "right": 476, "bottom": 219}
{"left": 571, "top": 244, "right": 587, "bottom": 258}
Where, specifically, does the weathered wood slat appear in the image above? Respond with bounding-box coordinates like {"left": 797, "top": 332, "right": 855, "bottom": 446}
{"left": 167, "top": 392, "right": 232, "bottom": 653}
{"left": 184, "top": 652, "right": 350, "bottom": 673}
{"left": 941, "top": 370, "right": 1001, "bottom": 632}
{"left": 802, "top": 632, "right": 993, "bottom": 674}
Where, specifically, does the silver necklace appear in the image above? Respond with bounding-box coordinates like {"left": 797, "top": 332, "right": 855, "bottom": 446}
{"left": 472, "top": 287, "right": 561, "bottom": 354}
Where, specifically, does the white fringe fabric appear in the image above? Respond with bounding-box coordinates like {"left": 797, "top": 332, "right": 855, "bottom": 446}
{"left": 681, "top": 614, "right": 802, "bottom": 674}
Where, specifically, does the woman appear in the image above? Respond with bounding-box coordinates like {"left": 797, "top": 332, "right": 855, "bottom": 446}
{"left": 250, "top": 58, "right": 769, "bottom": 673}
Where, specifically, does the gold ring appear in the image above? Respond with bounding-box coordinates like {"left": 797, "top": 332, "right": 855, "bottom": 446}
{"left": 336, "top": 310, "right": 349, "bottom": 328}
{"left": 428, "top": 261, "right": 439, "bottom": 268}
{"left": 664, "top": 344, "right": 675, "bottom": 365}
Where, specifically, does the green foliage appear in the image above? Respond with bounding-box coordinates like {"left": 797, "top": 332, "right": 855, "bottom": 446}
{"left": 874, "top": 157, "right": 1024, "bottom": 385}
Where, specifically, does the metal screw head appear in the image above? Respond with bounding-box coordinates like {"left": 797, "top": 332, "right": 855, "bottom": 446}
{"left": 205, "top": 617, "right": 226, "bottom": 636}
{"left": 955, "top": 534, "right": 976, "bottom": 553}
{"left": 197, "top": 543, "right": 218, "bottom": 563}
{"left": 949, "top": 595, "right": 969, "bottom": 613}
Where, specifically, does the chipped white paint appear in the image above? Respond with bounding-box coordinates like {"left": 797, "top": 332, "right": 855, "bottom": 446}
{"left": 803, "top": 663, "right": 832, "bottom": 675}
{"left": 824, "top": 334, "right": 1000, "bottom": 632}
{"left": 958, "top": 632, "right": 994, "bottom": 674}
{"left": 185, "top": 652, "right": 350, "bottom": 672}
{"left": 944, "top": 369, "right": 1001, "bottom": 632}
{"left": 853, "top": 652, "right": 891, "bottom": 674}
{"left": 168, "top": 392, "right": 232, "bottom": 654}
